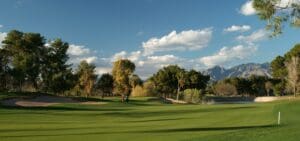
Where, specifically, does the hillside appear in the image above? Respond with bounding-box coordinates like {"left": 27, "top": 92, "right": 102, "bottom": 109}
{"left": 203, "top": 63, "right": 271, "bottom": 81}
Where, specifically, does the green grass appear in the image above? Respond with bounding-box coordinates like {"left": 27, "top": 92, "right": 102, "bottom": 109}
{"left": 0, "top": 93, "right": 300, "bottom": 141}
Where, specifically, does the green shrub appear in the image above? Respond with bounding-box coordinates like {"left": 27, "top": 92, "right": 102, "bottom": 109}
{"left": 183, "top": 89, "right": 203, "bottom": 103}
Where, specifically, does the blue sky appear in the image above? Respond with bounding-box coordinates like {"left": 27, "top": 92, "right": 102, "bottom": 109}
{"left": 0, "top": 0, "right": 299, "bottom": 78}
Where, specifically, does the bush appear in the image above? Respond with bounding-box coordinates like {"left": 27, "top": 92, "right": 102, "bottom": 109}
{"left": 131, "top": 85, "right": 146, "bottom": 97}
{"left": 213, "top": 82, "right": 237, "bottom": 96}
{"left": 183, "top": 89, "right": 203, "bottom": 103}
{"left": 142, "top": 81, "right": 157, "bottom": 97}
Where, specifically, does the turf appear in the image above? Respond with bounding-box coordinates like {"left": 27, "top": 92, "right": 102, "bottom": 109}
{"left": 0, "top": 94, "right": 299, "bottom": 141}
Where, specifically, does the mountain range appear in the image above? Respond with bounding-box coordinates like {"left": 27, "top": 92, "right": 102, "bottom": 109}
{"left": 203, "top": 63, "right": 271, "bottom": 81}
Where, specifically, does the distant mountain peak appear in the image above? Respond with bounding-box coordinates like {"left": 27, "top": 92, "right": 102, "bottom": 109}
{"left": 203, "top": 62, "right": 271, "bottom": 81}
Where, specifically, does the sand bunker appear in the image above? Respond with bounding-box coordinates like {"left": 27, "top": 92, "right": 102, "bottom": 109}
{"left": 1, "top": 95, "right": 106, "bottom": 107}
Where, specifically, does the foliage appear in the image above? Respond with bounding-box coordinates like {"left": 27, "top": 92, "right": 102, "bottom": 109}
{"left": 286, "top": 56, "right": 299, "bottom": 97}
{"left": 183, "top": 89, "right": 203, "bottom": 103}
{"left": 142, "top": 81, "right": 157, "bottom": 97}
{"left": 253, "top": 0, "right": 300, "bottom": 36}
{"left": 271, "top": 55, "right": 287, "bottom": 79}
{"left": 40, "top": 39, "right": 76, "bottom": 94}
{"left": 112, "top": 59, "right": 135, "bottom": 96}
{"left": 214, "top": 82, "right": 237, "bottom": 96}
{"left": 2, "top": 30, "right": 45, "bottom": 91}
{"left": 96, "top": 73, "right": 114, "bottom": 97}
{"left": 150, "top": 65, "right": 209, "bottom": 99}
{"left": 131, "top": 85, "right": 147, "bottom": 97}
{"left": 129, "top": 74, "right": 143, "bottom": 88}
{"left": 75, "top": 61, "right": 97, "bottom": 97}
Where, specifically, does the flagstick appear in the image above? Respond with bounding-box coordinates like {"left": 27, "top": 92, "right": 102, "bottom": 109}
{"left": 278, "top": 111, "right": 281, "bottom": 125}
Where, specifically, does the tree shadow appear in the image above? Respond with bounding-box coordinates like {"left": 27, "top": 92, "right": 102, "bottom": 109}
{"left": 139, "top": 124, "right": 276, "bottom": 133}
{"left": 0, "top": 105, "right": 129, "bottom": 112}
{"left": 103, "top": 106, "right": 257, "bottom": 118}
{"left": 0, "top": 124, "right": 276, "bottom": 138}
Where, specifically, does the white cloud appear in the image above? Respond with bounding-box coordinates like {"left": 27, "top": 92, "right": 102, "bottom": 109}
{"left": 109, "top": 51, "right": 199, "bottom": 79}
{"left": 67, "top": 44, "right": 90, "bottom": 56}
{"left": 199, "top": 45, "right": 257, "bottom": 67}
{"left": 66, "top": 44, "right": 100, "bottom": 68}
{"left": 95, "top": 67, "right": 111, "bottom": 75}
{"left": 0, "top": 25, "right": 3, "bottom": 28}
{"left": 240, "top": 0, "right": 256, "bottom": 16}
{"left": 83, "top": 56, "right": 98, "bottom": 64}
{"left": 236, "top": 29, "right": 269, "bottom": 44}
{"left": 112, "top": 51, "right": 127, "bottom": 61}
{"left": 111, "top": 50, "right": 142, "bottom": 62}
{"left": 224, "top": 25, "right": 251, "bottom": 32}
{"left": 142, "top": 28, "right": 213, "bottom": 55}
{"left": 0, "top": 32, "right": 7, "bottom": 47}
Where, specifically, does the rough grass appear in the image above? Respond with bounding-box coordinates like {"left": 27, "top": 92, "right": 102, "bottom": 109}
{"left": 0, "top": 93, "right": 299, "bottom": 141}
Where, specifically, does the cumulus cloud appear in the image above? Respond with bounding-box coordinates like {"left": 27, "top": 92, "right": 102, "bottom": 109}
{"left": 66, "top": 44, "right": 100, "bottom": 69}
{"left": 142, "top": 28, "right": 213, "bottom": 55}
{"left": 236, "top": 29, "right": 269, "bottom": 44}
{"left": 240, "top": 0, "right": 256, "bottom": 16}
{"left": 0, "top": 32, "right": 7, "bottom": 47}
{"left": 67, "top": 44, "right": 90, "bottom": 56}
{"left": 224, "top": 25, "right": 251, "bottom": 32}
{"left": 111, "top": 50, "right": 142, "bottom": 62}
{"left": 95, "top": 67, "right": 111, "bottom": 75}
{"left": 199, "top": 45, "right": 257, "bottom": 67}
{"left": 109, "top": 51, "right": 200, "bottom": 79}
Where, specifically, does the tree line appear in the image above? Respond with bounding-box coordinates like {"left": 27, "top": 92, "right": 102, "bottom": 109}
{"left": 210, "top": 43, "right": 300, "bottom": 97}
{"left": 0, "top": 30, "right": 210, "bottom": 102}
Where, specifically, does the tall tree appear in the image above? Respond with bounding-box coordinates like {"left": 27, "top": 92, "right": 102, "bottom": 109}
{"left": 41, "top": 39, "right": 76, "bottom": 94}
{"left": 286, "top": 56, "right": 299, "bottom": 97}
{"left": 0, "top": 48, "right": 10, "bottom": 91}
{"left": 76, "top": 61, "right": 97, "bottom": 97}
{"left": 176, "top": 70, "right": 188, "bottom": 101}
{"left": 186, "top": 69, "right": 210, "bottom": 90}
{"left": 151, "top": 65, "right": 184, "bottom": 99}
{"left": 253, "top": 0, "right": 300, "bottom": 36}
{"left": 2, "top": 30, "right": 45, "bottom": 91}
{"left": 129, "top": 74, "right": 143, "bottom": 88}
{"left": 96, "top": 73, "right": 114, "bottom": 98}
{"left": 265, "top": 81, "right": 273, "bottom": 96}
{"left": 271, "top": 56, "right": 287, "bottom": 79}
{"left": 112, "top": 59, "right": 135, "bottom": 102}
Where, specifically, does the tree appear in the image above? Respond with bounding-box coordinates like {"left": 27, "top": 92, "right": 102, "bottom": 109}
{"left": 96, "top": 73, "right": 114, "bottom": 98}
{"left": 253, "top": 0, "right": 300, "bottom": 36}
{"left": 76, "top": 61, "right": 97, "bottom": 97}
{"left": 186, "top": 69, "right": 210, "bottom": 90}
{"left": 112, "top": 59, "right": 135, "bottom": 102}
{"left": 249, "top": 75, "right": 268, "bottom": 96}
{"left": 129, "top": 74, "right": 143, "bottom": 88}
{"left": 150, "top": 65, "right": 183, "bottom": 99}
{"left": 265, "top": 81, "right": 273, "bottom": 96}
{"left": 271, "top": 56, "right": 287, "bottom": 79}
{"left": 213, "top": 82, "right": 237, "bottom": 96}
{"left": 41, "top": 39, "right": 76, "bottom": 94}
{"left": 2, "top": 30, "right": 45, "bottom": 91}
{"left": 285, "top": 44, "right": 300, "bottom": 60}
{"left": 0, "top": 48, "right": 10, "bottom": 91}
{"left": 176, "top": 70, "right": 188, "bottom": 101}
{"left": 286, "top": 56, "right": 299, "bottom": 97}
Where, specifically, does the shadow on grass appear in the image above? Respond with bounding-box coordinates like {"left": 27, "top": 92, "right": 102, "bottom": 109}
{"left": 103, "top": 106, "right": 257, "bottom": 118}
{"left": 140, "top": 124, "right": 276, "bottom": 133}
{"left": 0, "top": 105, "right": 129, "bottom": 112}
{"left": 127, "top": 117, "right": 187, "bottom": 122}
{"left": 0, "top": 124, "right": 276, "bottom": 138}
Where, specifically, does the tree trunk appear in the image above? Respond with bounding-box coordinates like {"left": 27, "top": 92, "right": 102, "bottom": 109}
{"left": 294, "top": 86, "right": 296, "bottom": 97}
{"left": 176, "top": 86, "right": 180, "bottom": 101}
